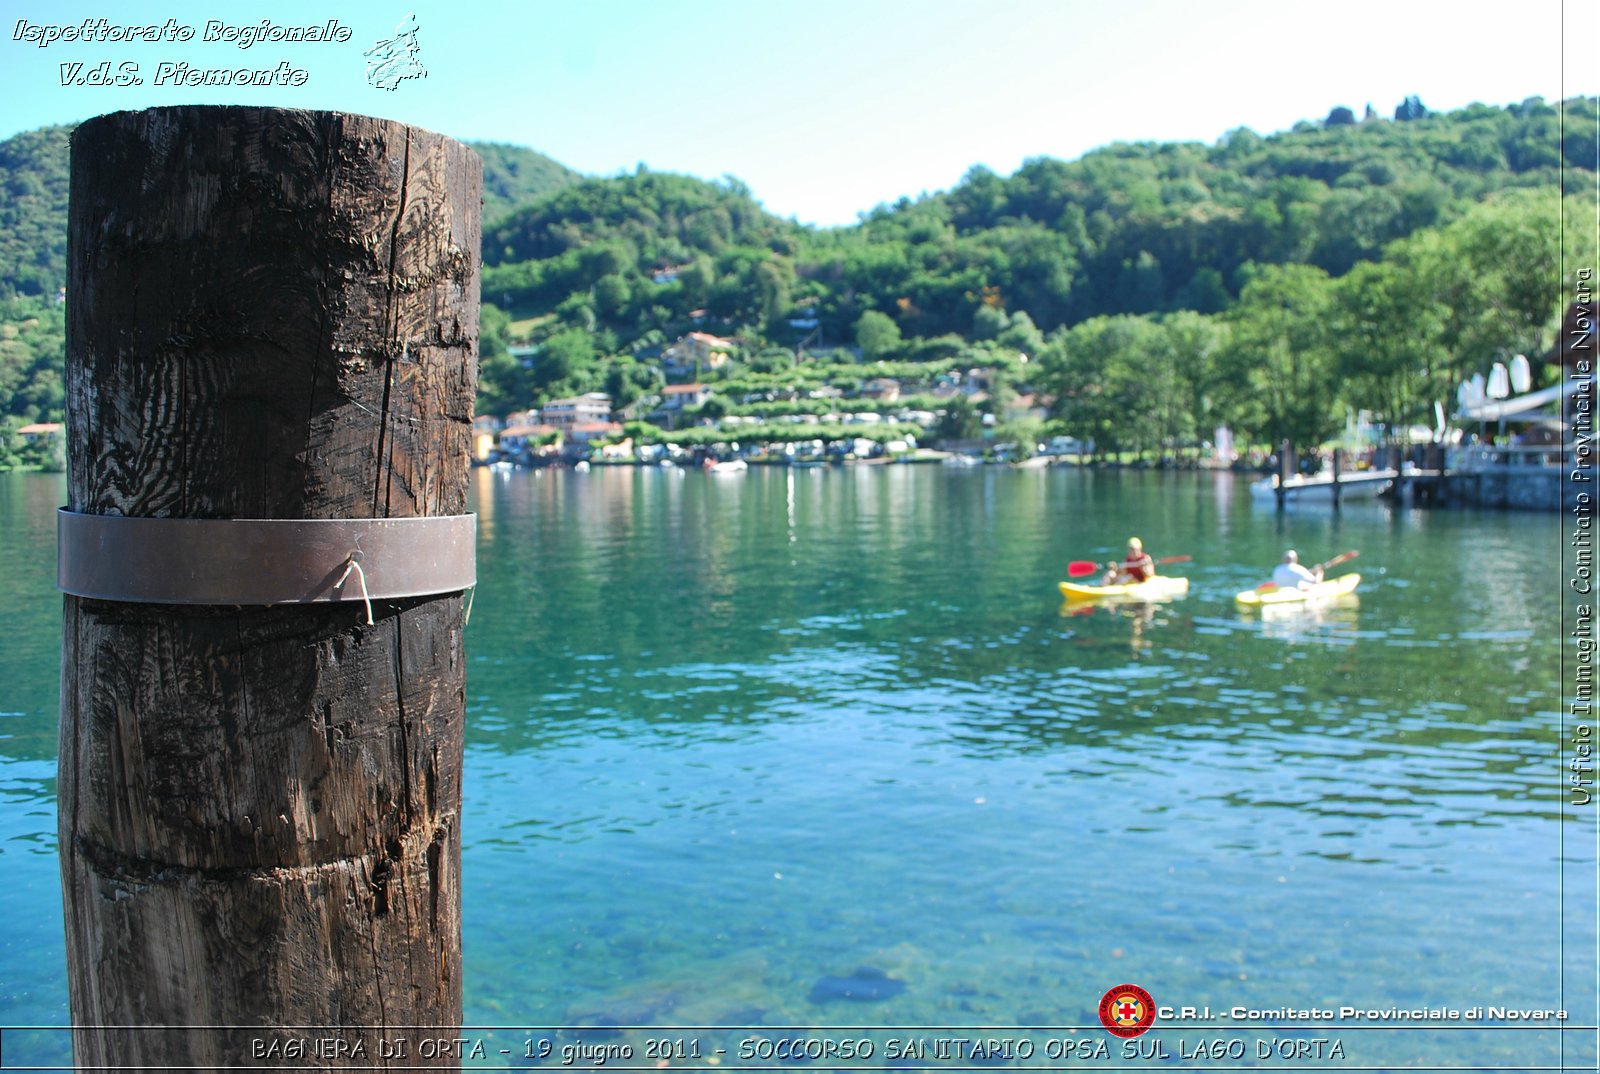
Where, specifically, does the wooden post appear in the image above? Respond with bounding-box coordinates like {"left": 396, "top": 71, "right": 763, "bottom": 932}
{"left": 59, "top": 107, "right": 480, "bottom": 1070}
{"left": 1331, "top": 447, "right": 1343, "bottom": 509}
{"left": 1275, "top": 439, "right": 1292, "bottom": 510}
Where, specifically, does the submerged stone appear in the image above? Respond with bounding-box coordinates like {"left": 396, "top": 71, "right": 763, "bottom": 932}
{"left": 807, "top": 966, "right": 907, "bottom": 1003}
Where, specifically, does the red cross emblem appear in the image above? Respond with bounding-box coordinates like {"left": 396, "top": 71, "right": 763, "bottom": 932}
{"left": 1099, "top": 984, "right": 1156, "bottom": 1038}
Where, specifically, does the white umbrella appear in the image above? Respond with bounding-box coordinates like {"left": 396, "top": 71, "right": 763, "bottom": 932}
{"left": 1488, "top": 362, "right": 1510, "bottom": 400}
{"left": 1510, "top": 354, "right": 1531, "bottom": 394}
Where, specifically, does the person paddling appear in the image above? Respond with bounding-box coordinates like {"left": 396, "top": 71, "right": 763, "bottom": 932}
{"left": 1105, "top": 537, "right": 1155, "bottom": 585}
{"left": 1271, "top": 549, "right": 1324, "bottom": 590}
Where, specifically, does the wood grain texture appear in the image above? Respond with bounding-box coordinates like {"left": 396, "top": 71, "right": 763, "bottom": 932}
{"left": 60, "top": 106, "right": 479, "bottom": 1071}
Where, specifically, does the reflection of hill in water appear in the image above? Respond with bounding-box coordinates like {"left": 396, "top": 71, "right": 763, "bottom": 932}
{"left": 0, "top": 472, "right": 68, "bottom": 764}
{"left": 2, "top": 467, "right": 1588, "bottom": 1067}
{"left": 455, "top": 469, "right": 1563, "bottom": 835}
{"left": 0, "top": 467, "right": 1564, "bottom": 830}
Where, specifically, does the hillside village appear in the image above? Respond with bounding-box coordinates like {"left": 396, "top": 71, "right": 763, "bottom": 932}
{"left": 472, "top": 328, "right": 1066, "bottom": 466}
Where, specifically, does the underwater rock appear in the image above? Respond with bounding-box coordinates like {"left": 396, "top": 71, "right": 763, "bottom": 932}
{"left": 807, "top": 966, "right": 907, "bottom": 1003}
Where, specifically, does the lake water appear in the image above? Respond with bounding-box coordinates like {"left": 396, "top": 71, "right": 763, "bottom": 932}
{"left": 1, "top": 465, "right": 1594, "bottom": 1071}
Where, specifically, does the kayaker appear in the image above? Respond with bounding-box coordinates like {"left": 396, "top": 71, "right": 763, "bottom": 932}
{"left": 1106, "top": 537, "right": 1155, "bottom": 585}
{"left": 1271, "top": 549, "right": 1324, "bottom": 590}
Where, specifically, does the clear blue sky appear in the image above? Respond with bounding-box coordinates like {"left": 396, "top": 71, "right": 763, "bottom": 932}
{"left": 2, "top": 0, "right": 1594, "bottom": 226}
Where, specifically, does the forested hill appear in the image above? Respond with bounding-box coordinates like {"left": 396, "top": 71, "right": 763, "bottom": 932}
{"left": 483, "top": 96, "right": 1597, "bottom": 347}
{"left": 0, "top": 125, "right": 71, "bottom": 300}
{"left": 474, "top": 141, "right": 583, "bottom": 224}
{"left": 0, "top": 125, "right": 577, "bottom": 460}
{"left": 468, "top": 95, "right": 1596, "bottom": 458}
{"left": 2, "top": 96, "right": 1597, "bottom": 461}
{"left": 0, "top": 126, "right": 577, "bottom": 299}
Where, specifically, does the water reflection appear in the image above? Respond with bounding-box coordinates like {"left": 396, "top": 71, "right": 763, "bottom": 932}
{"left": 0, "top": 467, "right": 1590, "bottom": 1071}
{"left": 1252, "top": 596, "right": 1362, "bottom": 644}
{"left": 1059, "top": 598, "right": 1182, "bottom": 657}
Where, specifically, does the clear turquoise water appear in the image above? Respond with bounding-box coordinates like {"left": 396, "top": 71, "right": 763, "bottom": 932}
{"left": 1, "top": 466, "right": 1594, "bottom": 1070}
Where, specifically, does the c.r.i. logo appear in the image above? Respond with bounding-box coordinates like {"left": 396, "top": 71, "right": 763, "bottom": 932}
{"left": 1098, "top": 983, "right": 1156, "bottom": 1038}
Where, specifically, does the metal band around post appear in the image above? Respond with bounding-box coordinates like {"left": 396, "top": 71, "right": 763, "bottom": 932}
{"left": 58, "top": 511, "right": 476, "bottom": 606}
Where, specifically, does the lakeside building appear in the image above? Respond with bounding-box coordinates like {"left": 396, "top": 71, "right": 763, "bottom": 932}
{"left": 541, "top": 393, "right": 613, "bottom": 432}
{"left": 653, "top": 384, "right": 713, "bottom": 429}
{"left": 499, "top": 423, "right": 560, "bottom": 456}
{"left": 570, "top": 421, "right": 625, "bottom": 446}
{"left": 1450, "top": 374, "right": 1592, "bottom": 510}
{"left": 861, "top": 378, "right": 901, "bottom": 403}
{"left": 663, "top": 332, "right": 737, "bottom": 378}
{"left": 1439, "top": 308, "right": 1594, "bottom": 511}
{"left": 16, "top": 422, "right": 63, "bottom": 444}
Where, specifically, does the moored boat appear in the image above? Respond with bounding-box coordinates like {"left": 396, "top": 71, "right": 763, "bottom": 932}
{"left": 1249, "top": 470, "right": 1396, "bottom": 502}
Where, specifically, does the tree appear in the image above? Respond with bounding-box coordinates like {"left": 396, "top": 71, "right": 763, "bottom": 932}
{"left": 1331, "top": 258, "right": 1448, "bottom": 436}
{"left": 933, "top": 394, "right": 982, "bottom": 441}
{"left": 1395, "top": 95, "right": 1429, "bottom": 121}
{"left": 754, "top": 257, "right": 795, "bottom": 328}
{"left": 602, "top": 356, "right": 661, "bottom": 410}
{"left": 1312, "top": 186, "right": 1405, "bottom": 275}
{"left": 1444, "top": 191, "right": 1590, "bottom": 361}
{"left": 6, "top": 97, "right": 1600, "bottom": 430}
{"left": 855, "top": 309, "right": 903, "bottom": 360}
{"left": 693, "top": 394, "right": 731, "bottom": 423}
{"left": 1037, "top": 314, "right": 1170, "bottom": 458}
{"left": 1117, "top": 250, "right": 1166, "bottom": 313}
{"left": 997, "top": 310, "right": 1045, "bottom": 356}
{"left": 1159, "top": 310, "right": 1230, "bottom": 458}
{"left": 592, "top": 273, "right": 631, "bottom": 317}
{"left": 679, "top": 256, "right": 715, "bottom": 309}
{"left": 532, "top": 329, "right": 599, "bottom": 401}
{"left": 972, "top": 304, "right": 1008, "bottom": 340}
{"left": 1174, "top": 267, "right": 1230, "bottom": 314}
{"left": 1220, "top": 264, "right": 1339, "bottom": 453}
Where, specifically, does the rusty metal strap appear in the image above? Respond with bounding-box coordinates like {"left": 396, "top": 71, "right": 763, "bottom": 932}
{"left": 57, "top": 511, "right": 476, "bottom": 606}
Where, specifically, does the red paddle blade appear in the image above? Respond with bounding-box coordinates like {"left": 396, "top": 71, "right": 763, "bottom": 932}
{"left": 1321, "top": 550, "right": 1359, "bottom": 571}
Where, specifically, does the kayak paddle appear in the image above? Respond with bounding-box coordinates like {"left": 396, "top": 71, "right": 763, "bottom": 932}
{"left": 1067, "top": 554, "right": 1191, "bottom": 578}
{"left": 1318, "top": 550, "right": 1360, "bottom": 572}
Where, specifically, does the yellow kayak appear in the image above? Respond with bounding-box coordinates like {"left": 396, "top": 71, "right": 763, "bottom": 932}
{"left": 1059, "top": 576, "right": 1190, "bottom": 602}
{"left": 1235, "top": 573, "right": 1361, "bottom": 606}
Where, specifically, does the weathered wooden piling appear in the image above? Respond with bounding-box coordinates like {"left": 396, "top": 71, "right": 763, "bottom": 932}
{"left": 1274, "top": 439, "right": 1293, "bottom": 510}
{"left": 59, "top": 107, "right": 480, "bottom": 1070}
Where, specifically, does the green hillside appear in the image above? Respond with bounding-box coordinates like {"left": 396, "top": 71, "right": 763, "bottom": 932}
{"left": 481, "top": 96, "right": 1596, "bottom": 352}
{"left": 0, "top": 125, "right": 71, "bottom": 300}
{"left": 0, "top": 126, "right": 576, "bottom": 300}
{"left": 0, "top": 125, "right": 577, "bottom": 463}
{"left": 2, "top": 95, "right": 1596, "bottom": 464}
{"left": 469, "top": 96, "right": 1595, "bottom": 458}
{"left": 470, "top": 140, "right": 583, "bottom": 224}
